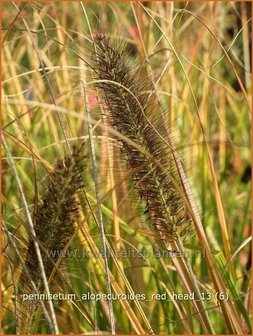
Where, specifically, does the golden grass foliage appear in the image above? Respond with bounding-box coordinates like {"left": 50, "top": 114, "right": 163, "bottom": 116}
{"left": 2, "top": 2, "right": 251, "bottom": 334}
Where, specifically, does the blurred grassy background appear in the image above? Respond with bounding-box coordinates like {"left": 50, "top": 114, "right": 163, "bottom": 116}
{"left": 2, "top": 1, "right": 251, "bottom": 334}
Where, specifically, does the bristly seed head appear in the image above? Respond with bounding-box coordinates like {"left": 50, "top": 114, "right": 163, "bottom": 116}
{"left": 91, "top": 35, "right": 194, "bottom": 243}
{"left": 24, "top": 142, "right": 86, "bottom": 291}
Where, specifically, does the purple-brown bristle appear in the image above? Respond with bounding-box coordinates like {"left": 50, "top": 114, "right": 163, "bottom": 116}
{"left": 23, "top": 142, "right": 86, "bottom": 291}
{"left": 91, "top": 35, "right": 194, "bottom": 243}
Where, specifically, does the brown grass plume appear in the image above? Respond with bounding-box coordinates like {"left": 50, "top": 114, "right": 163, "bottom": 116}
{"left": 91, "top": 35, "right": 194, "bottom": 243}
{"left": 18, "top": 142, "right": 86, "bottom": 333}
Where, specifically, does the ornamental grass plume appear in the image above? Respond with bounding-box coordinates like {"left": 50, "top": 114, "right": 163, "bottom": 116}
{"left": 18, "top": 143, "right": 86, "bottom": 333}
{"left": 91, "top": 35, "right": 193, "bottom": 244}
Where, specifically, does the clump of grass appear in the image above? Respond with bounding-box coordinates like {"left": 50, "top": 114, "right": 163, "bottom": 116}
{"left": 18, "top": 142, "right": 86, "bottom": 333}
{"left": 90, "top": 35, "right": 231, "bottom": 334}
{"left": 89, "top": 33, "right": 251, "bottom": 335}
{"left": 91, "top": 35, "right": 193, "bottom": 243}
{"left": 2, "top": 2, "right": 251, "bottom": 334}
